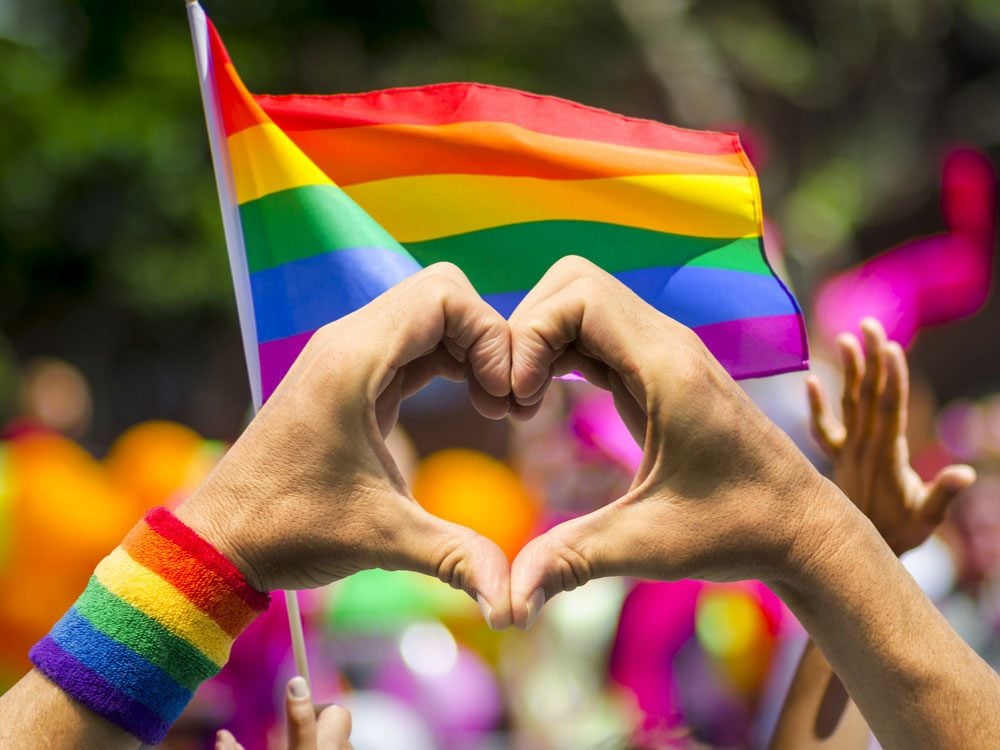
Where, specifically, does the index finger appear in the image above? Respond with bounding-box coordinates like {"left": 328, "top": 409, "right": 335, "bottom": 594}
{"left": 343, "top": 263, "right": 512, "bottom": 403}
{"left": 509, "top": 256, "right": 692, "bottom": 403}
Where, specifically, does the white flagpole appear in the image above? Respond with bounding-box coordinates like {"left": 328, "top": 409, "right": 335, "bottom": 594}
{"left": 185, "top": 0, "right": 311, "bottom": 687}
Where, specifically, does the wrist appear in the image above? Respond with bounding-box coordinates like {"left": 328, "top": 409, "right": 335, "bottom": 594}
{"left": 175, "top": 484, "right": 268, "bottom": 594}
{"left": 766, "top": 474, "right": 876, "bottom": 598}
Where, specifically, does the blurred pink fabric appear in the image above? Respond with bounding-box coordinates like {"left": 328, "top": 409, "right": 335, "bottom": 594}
{"left": 815, "top": 148, "right": 996, "bottom": 347}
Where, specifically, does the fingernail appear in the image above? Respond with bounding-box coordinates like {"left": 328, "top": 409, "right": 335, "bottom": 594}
{"left": 288, "top": 675, "right": 310, "bottom": 700}
{"left": 477, "top": 593, "right": 495, "bottom": 630}
{"left": 524, "top": 588, "right": 546, "bottom": 630}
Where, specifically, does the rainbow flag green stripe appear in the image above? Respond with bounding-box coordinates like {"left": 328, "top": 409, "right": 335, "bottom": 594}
{"left": 239, "top": 184, "right": 413, "bottom": 274}
{"left": 30, "top": 508, "right": 269, "bottom": 746}
{"left": 198, "top": 10, "right": 808, "bottom": 405}
{"left": 238, "top": 183, "right": 770, "bottom": 279}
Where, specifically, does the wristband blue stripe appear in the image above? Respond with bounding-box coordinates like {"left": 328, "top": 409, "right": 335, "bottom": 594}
{"left": 49, "top": 608, "right": 193, "bottom": 721}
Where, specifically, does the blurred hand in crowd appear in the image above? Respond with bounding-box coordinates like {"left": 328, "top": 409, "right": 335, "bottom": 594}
{"left": 216, "top": 677, "right": 352, "bottom": 750}
{"left": 806, "top": 318, "right": 976, "bottom": 555}
{"left": 177, "top": 263, "right": 515, "bottom": 628}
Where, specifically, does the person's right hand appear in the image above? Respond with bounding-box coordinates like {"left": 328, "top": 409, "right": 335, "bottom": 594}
{"left": 216, "top": 677, "right": 352, "bottom": 750}
{"left": 506, "top": 256, "right": 856, "bottom": 628}
{"left": 176, "top": 263, "right": 514, "bottom": 628}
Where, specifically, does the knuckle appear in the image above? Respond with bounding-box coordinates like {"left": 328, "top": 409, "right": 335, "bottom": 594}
{"left": 540, "top": 529, "right": 594, "bottom": 593}
{"left": 615, "top": 350, "right": 645, "bottom": 386}
{"left": 568, "top": 274, "right": 602, "bottom": 297}
{"left": 430, "top": 530, "right": 478, "bottom": 593}
{"left": 319, "top": 705, "right": 352, "bottom": 733}
{"left": 674, "top": 320, "right": 708, "bottom": 351}
{"left": 551, "top": 254, "right": 600, "bottom": 278}
{"left": 287, "top": 699, "right": 314, "bottom": 725}
{"left": 423, "top": 261, "right": 467, "bottom": 285}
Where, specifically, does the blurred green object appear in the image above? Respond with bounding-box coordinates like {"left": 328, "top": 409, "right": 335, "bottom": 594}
{"left": 324, "top": 568, "right": 473, "bottom": 633}
{"left": 0, "top": 337, "right": 16, "bottom": 423}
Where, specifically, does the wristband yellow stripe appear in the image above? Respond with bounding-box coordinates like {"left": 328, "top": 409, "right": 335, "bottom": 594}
{"left": 94, "top": 548, "right": 231, "bottom": 666}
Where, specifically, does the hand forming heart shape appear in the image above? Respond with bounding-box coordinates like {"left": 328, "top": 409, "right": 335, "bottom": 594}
{"left": 176, "top": 257, "right": 837, "bottom": 631}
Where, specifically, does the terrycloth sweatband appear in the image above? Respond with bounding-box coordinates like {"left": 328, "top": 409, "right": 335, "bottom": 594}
{"left": 30, "top": 507, "right": 270, "bottom": 745}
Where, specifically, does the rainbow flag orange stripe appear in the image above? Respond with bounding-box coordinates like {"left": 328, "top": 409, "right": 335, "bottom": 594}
{"left": 193, "top": 5, "right": 806, "bottom": 405}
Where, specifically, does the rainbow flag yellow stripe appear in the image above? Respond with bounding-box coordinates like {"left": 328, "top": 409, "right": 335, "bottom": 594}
{"left": 203, "top": 16, "right": 806, "bottom": 402}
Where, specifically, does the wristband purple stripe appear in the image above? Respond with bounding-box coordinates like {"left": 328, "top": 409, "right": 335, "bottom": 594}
{"left": 48, "top": 608, "right": 192, "bottom": 720}
{"left": 31, "top": 637, "right": 171, "bottom": 745}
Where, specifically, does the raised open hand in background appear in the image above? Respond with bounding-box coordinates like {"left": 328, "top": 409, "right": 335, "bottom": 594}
{"left": 806, "top": 318, "right": 975, "bottom": 555}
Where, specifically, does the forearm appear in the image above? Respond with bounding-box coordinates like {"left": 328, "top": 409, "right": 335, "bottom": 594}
{"left": 0, "top": 669, "right": 141, "bottom": 750}
{"left": 769, "top": 639, "right": 869, "bottom": 750}
{"left": 774, "top": 482, "right": 1000, "bottom": 750}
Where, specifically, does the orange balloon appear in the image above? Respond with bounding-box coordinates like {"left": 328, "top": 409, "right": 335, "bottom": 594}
{"left": 412, "top": 449, "right": 540, "bottom": 560}
{"left": 104, "top": 421, "right": 215, "bottom": 512}
{"left": 0, "top": 433, "right": 136, "bottom": 674}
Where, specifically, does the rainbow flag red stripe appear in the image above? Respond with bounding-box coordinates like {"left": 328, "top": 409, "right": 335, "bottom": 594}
{"left": 191, "top": 4, "right": 806, "bottom": 405}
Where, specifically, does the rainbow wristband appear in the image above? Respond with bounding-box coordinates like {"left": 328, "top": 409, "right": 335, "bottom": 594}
{"left": 30, "top": 507, "right": 270, "bottom": 745}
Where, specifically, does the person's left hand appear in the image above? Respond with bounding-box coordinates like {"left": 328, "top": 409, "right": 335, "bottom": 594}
{"left": 177, "top": 263, "right": 515, "bottom": 627}
{"left": 806, "top": 318, "right": 975, "bottom": 554}
{"left": 216, "top": 677, "right": 352, "bottom": 750}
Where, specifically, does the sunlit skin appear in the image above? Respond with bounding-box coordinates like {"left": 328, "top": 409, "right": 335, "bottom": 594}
{"left": 770, "top": 317, "right": 975, "bottom": 750}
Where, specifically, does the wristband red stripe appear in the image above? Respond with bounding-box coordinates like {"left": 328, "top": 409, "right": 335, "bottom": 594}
{"left": 121, "top": 522, "right": 258, "bottom": 637}
{"left": 144, "top": 507, "right": 270, "bottom": 611}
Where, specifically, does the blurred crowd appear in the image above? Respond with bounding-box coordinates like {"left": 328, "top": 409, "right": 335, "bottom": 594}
{"left": 2, "top": 316, "right": 1000, "bottom": 749}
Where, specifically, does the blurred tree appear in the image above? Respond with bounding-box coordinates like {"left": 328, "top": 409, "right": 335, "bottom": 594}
{"left": 0, "top": 0, "right": 997, "bottom": 445}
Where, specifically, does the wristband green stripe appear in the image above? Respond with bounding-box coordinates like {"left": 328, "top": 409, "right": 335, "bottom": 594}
{"left": 74, "top": 576, "right": 219, "bottom": 692}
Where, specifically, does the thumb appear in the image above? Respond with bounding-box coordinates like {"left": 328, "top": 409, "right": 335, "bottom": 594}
{"left": 509, "top": 508, "right": 617, "bottom": 630}
{"left": 215, "top": 729, "right": 245, "bottom": 750}
{"left": 924, "top": 464, "right": 977, "bottom": 524}
{"left": 286, "top": 676, "right": 318, "bottom": 750}
{"left": 392, "top": 504, "right": 513, "bottom": 630}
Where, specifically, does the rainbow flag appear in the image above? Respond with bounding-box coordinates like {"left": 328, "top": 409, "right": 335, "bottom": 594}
{"left": 187, "top": 3, "right": 807, "bottom": 407}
